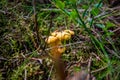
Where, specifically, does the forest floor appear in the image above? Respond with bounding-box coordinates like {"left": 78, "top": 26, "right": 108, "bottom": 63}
{"left": 0, "top": 0, "right": 120, "bottom": 80}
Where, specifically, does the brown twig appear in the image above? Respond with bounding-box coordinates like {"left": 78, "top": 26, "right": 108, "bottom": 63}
{"left": 91, "top": 66, "right": 108, "bottom": 73}
{"left": 86, "top": 56, "right": 92, "bottom": 80}
{"left": 105, "top": 46, "right": 120, "bottom": 59}
{"left": 91, "top": 52, "right": 101, "bottom": 61}
{"left": 40, "top": 8, "right": 85, "bottom": 12}
{"left": 32, "top": 0, "right": 40, "bottom": 49}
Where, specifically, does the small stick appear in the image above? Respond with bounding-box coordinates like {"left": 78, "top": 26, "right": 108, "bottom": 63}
{"left": 91, "top": 66, "right": 108, "bottom": 73}
{"left": 32, "top": 0, "right": 40, "bottom": 48}
{"left": 86, "top": 56, "right": 92, "bottom": 80}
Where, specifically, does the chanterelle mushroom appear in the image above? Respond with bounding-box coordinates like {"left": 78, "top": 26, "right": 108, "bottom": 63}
{"left": 46, "top": 30, "right": 74, "bottom": 59}
{"left": 46, "top": 30, "right": 74, "bottom": 80}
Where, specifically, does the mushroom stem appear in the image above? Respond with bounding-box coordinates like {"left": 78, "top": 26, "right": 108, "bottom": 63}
{"left": 54, "top": 59, "right": 67, "bottom": 80}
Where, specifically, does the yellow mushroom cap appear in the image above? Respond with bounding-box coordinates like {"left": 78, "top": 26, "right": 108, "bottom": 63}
{"left": 64, "top": 30, "right": 74, "bottom": 35}
{"left": 46, "top": 36, "right": 59, "bottom": 44}
{"left": 56, "top": 31, "right": 72, "bottom": 41}
{"left": 50, "top": 30, "right": 74, "bottom": 41}
{"left": 61, "top": 32, "right": 71, "bottom": 40}
{"left": 56, "top": 32, "right": 64, "bottom": 40}
{"left": 46, "top": 30, "right": 74, "bottom": 59}
{"left": 51, "top": 31, "right": 58, "bottom": 37}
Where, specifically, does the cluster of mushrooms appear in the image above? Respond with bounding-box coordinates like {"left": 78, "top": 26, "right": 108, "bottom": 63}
{"left": 46, "top": 30, "right": 74, "bottom": 59}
